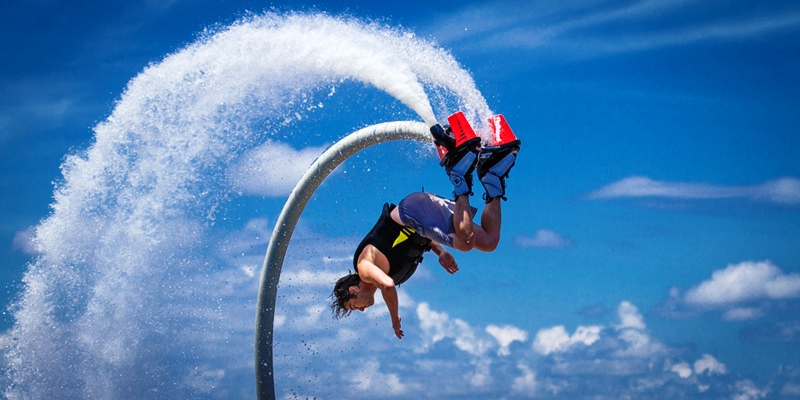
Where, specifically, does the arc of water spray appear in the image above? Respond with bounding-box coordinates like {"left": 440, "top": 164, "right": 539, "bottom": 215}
{"left": 255, "top": 121, "right": 431, "bottom": 399}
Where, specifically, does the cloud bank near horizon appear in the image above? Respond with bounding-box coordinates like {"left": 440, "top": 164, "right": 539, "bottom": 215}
{"left": 205, "top": 221, "right": 783, "bottom": 399}
{"left": 4, "top": 213, "right": 791, "bottom": 398}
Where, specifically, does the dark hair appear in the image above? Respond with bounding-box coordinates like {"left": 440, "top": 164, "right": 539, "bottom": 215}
{"left": 330, "top": 272, "right": 361, "bottom": 319}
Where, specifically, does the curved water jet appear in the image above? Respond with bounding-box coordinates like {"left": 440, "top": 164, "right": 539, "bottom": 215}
{"left": 255, "top": 120, "right": 431, "bottom": 399}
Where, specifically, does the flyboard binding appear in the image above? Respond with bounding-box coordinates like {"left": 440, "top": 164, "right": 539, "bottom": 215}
{"left": 429, "top": 112, "right": 521, "bottom": 200}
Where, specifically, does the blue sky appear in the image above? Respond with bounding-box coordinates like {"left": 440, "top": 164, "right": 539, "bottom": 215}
{"left": 1, "top": 0, "right": 799, "bottom": 399}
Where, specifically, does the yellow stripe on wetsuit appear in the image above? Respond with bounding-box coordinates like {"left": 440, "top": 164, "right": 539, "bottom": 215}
{"left": 392, "top": 227, "right": 416, "bottom": 248}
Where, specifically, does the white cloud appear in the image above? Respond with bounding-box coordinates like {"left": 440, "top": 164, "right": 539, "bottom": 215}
{"left": 571, "top": 326, "right": 602, "bottom": 346}
{"left": 514, "top": 229, "right": 572, "bottom": 248}
{"left": 533, "top": 326, "right": 571, "bottom": 355}
{"left": 734, "top": 379, "right": 769, "bottom": 400}
{"left": 587, "top": 176, "right": 800, "bottom": 205}
{"left": 466, "top": 357, "right": 493, "bottom": 388}
{"left": 533, "top": 325, "right": 602, "bottom": 355}
{"left": 659, "top": 261, "right": 800, "bottom": 322}
{"left": 722, "top": 307, "right": 765, "bottom": 321}
{"left": 613, "top": 302, "right": 669, "bottom": 359}
{"left": 486, "top": 324, "right": 528, "bottom": 356}
{"left": 512, "top": 362, "right": 538, "bottom": 397}
{"left": 694, "top": 354, "right": 727, "bottom": 376}
{"left": 348, "top": 359, "right": 407, "bottom": 396}
{"left": 532, "top": 302, "right": 661, "bottom": 363}
{"left": 669, "top": 362, "right": 693, "bottom": 378}
{"left": 616, "top": 328, "right": 662, "bottom": 358}
{"left": 616, "top": 301, "right": 646, "bottom": 330}
{"left": 416, "top": 302, "right": 493, "bottom": 357}
{"left": 684, "top": 260, "right": 800, "bottom": 307}
{"left": 229, "top": 140, "right": 326, "bottom": 196}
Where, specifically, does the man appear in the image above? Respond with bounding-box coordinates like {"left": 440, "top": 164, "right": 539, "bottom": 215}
{"left": 330, "top": 112, "right": 520, "bottom": 339}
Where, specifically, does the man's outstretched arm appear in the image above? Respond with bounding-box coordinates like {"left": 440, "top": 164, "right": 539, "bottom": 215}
{"left": 357, "top": 260, "right": 404, "bottom": 339}
{"left": 430, "top": 241, "right": 458, "bottom": 274}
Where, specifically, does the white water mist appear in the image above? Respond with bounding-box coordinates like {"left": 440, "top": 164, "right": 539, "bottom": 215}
{"left": 3, "top": 12, "right": 491, "bottom": 399}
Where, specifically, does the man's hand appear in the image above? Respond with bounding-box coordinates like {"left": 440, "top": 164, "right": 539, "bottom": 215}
{"left": 392, "top": 316, "right": 404, "bottom": 339}
{"left": 438, "top": 250, "right": 459, "bottom": 274}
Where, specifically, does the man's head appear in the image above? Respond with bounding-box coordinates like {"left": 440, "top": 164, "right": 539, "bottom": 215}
{"left": 330, "top": 272, "right": 377, "bottom": 318}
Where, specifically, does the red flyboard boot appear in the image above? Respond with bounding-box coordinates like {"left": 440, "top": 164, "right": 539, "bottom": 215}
{"left": 447, "top": 111, "right": 481, "bottom": 149}
{"left": 428, "top": 111, "right": 481, "bottom": 198}
{"left": 487, "top": 114, "right": 521, "bottom": 149}
{"left": 477, "top": 114, "right": 521, "bottom": 202}
{"left": 429, "top": 111, "right": 481, "bottom": 162}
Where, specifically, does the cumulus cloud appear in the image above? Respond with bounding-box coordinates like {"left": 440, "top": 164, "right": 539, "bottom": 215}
{"left": 486, "top": 324, "right": 528, "bottom": 356}
{"left": 416, "top": 302, "right": 493, "bottom": 357}
{"left": 514, "top": 229, "right": 572, "bottom": 248}
{"left": 533, "top": 325, "right": 602, "bottom": 355}
{"left": 229, "top": 140, "right": 326, "bottom": 196}
{"left": 613, "top": 302, "right": 668, "bottom": 359}
{"left": 658, "top": 260, "right": 800, "bottom": 322}
{"left": 616, "top": 301, "right": 647, "bottom": 330}
{"left": 587, "top": 176, "right": 800, "bottom": 205}
{"left": 669, "top": 362, "right": 693, "bottom": 378}
{"left": 348, "top": 359, "right": 407, "bottom": 396}
{"left": 734, "top": 379, "right": 770, "bottom": 400}
{"left": 512, "top": 362, "right": 537, "bottom": 396}
{"left": 684, "top": 261, "right": 800, "bottom": 306}
{"left": 694, "top": 354, "right": 728, "bottom": 376}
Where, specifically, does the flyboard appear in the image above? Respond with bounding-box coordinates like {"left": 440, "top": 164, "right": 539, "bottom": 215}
{"left": 429, "top": 111, "right": 521, "bottom": 201}
{"left": 429, "top": 111, "right": 521, "bottom": 164}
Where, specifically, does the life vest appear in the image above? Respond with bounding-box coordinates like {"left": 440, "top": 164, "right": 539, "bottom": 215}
{"left": 353, "top": 203, "right": 432, "bottom": 285}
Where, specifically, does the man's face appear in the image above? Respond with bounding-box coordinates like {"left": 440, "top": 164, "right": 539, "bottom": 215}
{"left": 345, "top": 286, "right": 374, "bottom": 312}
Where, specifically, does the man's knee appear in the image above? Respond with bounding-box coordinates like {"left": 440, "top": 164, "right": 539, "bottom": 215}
{"left": 452, "top": 233, "right": 475, "bottom": 252}
{"left": 453, "top": 241, "right": 474, "bottom": 252}
{"left": 475, "top": 233, "right": 500, "bottom": 252}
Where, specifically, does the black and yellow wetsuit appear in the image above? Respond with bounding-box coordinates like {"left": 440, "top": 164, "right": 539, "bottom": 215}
{"left": 353, "top": 203, "right": 432, "bottom": 285}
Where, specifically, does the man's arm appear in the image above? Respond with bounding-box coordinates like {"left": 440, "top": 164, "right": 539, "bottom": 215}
{"left": 356, "top": 260, "right": 404, "bottom": 339}
{"left": 430, "top": 241, "right": 458, "bottom": 274}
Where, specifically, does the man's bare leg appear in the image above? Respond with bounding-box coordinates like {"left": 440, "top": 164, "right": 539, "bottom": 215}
{"left": 452, "top": 195, "right": 501, "bottom": 252}
{"left": 474, "top": 197, "right": 501, "bottom": 252}
{"left": 453, "top": 194, "right": 475, "bottom": 249}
